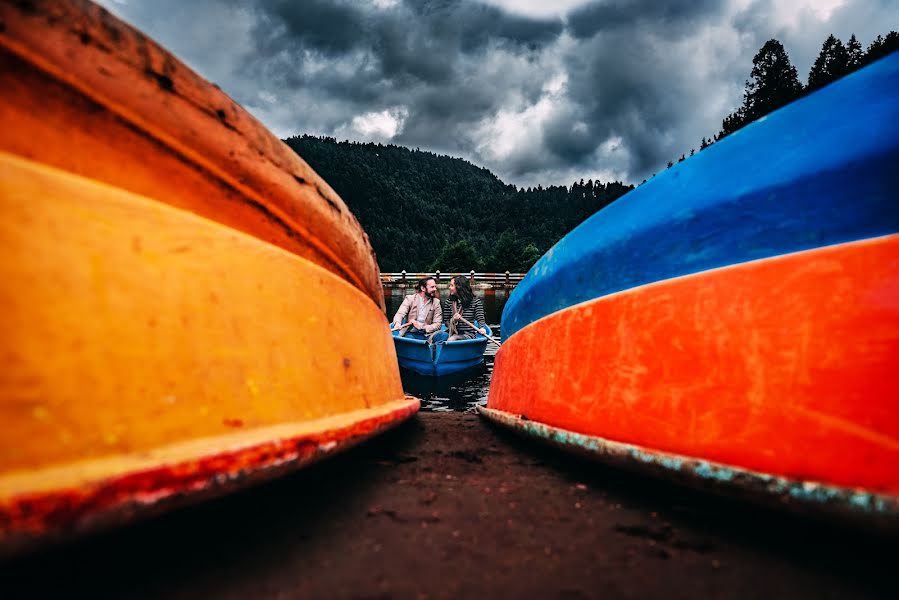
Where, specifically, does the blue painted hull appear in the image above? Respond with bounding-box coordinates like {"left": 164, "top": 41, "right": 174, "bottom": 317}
{"left": 393, "top": 325, "right": 492, "bottom": 376}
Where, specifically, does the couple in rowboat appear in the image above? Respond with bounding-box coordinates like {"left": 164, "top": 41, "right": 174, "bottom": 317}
{"left": 391, "top": 276, "right": 487, "bottom": 341}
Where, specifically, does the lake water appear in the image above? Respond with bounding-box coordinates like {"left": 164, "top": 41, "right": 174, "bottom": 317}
{"left": 383, "top": 287, "right": 509, "bottom": 412}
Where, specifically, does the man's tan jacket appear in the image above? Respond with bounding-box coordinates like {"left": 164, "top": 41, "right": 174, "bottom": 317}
{"left": 392, "top": 294, "right": 442, "bottom": 336}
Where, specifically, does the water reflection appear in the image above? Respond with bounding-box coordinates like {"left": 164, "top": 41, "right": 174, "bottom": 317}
{"left": 383, "top": 286, "right": 509, "bottom": 412}
{"left": 399, "top": 359, "right": 494, "bottom": 412}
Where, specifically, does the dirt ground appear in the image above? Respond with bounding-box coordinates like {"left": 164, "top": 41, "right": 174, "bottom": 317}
{"left": 2, "top": 412, "right": 893, "bottom": 599}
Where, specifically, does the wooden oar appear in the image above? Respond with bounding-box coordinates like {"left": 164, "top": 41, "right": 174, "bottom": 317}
{"left": 457, "top": 315, "right": 502, "bottom": 347}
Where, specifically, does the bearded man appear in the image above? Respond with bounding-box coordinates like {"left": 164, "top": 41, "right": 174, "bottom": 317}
{"left": 391, "top": 277, "right": 442, "bottom": 338}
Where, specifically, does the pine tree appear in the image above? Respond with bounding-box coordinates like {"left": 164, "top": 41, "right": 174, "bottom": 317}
{"left": 863, "top": 31, "right": 899, "bottom": 65}
{"left": 720, "top": 107, "right": 747, "bottom": 137}
{"left": 431, "top": 239, "right": 482, "bottom": 273}
{"left": 808, "top": 35, "right": 850, "bottom": 91}
{"left": 744, "top": 39, "right": 803, "bottom": 120}
{"left": 485, "top": 230, "right": 524, "bottom": 272}
{"left": 519, "top": 243, "right": 542, "bottom": 272}
{"left": 846, "top": 34, "right": 863, "bottom": 71}
{"left": 718, "top": 39, "right": 802, "bottom": 138}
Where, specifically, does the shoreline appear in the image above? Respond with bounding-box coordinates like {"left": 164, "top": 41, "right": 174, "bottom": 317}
{"left": 2, "top": 412, "right": 892, "bottom": 598}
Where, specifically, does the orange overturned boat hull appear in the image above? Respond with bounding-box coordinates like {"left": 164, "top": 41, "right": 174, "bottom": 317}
{"left": 0, "top": 0, "right": 416, "bottom": 555}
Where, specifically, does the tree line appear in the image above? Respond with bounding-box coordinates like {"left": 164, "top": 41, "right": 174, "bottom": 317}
{"left": 662, "top": 31, "right": 899, "bottom": 173}
{"left": 285, "top": 32, "right": 896, "bottom": 272}
{"left": 283, "top": 135, "right": 632, "bottom": 272}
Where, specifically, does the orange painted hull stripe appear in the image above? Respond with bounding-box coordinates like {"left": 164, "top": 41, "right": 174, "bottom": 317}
{"left": 488, "top": 235, "right": 899, "bottom": 495}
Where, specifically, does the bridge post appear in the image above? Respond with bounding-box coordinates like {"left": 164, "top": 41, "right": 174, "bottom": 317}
{"left": 469, "top": 270, "right": 475, "bottom": 283}
{"left": 505, "top": 270, "right": 510, "bottom": 286}
{"left": 401, "top": 270, "right": 406, "bottom": 284}
{"left": 435, "top": 270, "right": 440, "bottom": 283}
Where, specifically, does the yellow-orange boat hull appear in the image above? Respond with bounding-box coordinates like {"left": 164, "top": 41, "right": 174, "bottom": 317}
{"left": 0, "top": 0, "right": 415, "bottom": 555}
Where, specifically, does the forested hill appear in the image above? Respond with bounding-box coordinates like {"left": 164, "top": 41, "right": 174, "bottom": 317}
{"left": 283, "top": 135, "right": 632, "bottom": 272}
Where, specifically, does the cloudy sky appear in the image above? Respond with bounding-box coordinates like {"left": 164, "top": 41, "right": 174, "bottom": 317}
{"left": 96, "top": 0, "right": 897, "bottom": 187}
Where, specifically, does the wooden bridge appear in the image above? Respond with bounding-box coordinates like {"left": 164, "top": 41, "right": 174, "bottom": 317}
{"left": 380, "top": 271, "right": 525, "bottom": 288}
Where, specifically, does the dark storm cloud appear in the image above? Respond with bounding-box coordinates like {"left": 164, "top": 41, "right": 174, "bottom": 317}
{"left": 258, "top": 0, "right": 562, "bottom": 84}
{"left": 230, "top": 0, "right": 565, "bottom": 158}
{"left": 556, "top": 29, "right": 713, "bottom": 177}
{"left": 404, "top": 1, "right": 564, "bottom": 50}
{"left": 568, "top": 0, "right": 727, "bottom": 38}
{"left": 96, "top": 0, "right": 899, "bottom": 187}
{"left": 267, "top": 0, "right": 365, "bottom": 55}
{"left": 543, "top": 119, "right": 596, "bottom": 164}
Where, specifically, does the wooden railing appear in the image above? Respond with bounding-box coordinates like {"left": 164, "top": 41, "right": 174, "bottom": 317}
{"left": 380, "top": 271, "right": 525, "bottom": 287}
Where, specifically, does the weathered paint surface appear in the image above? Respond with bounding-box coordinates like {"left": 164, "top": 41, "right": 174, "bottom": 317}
{"left": 1, "top": 399, "right": 419, "bottom": 556}
{"left": 0, "top": 0, "right": 384, "bottom": 308}
{"left": 489, "top": 55, "right": 899, "bottom": 522}
{"left": 478, "top": 406, "right": 899, "bottom": 526}
{"left": 502, "top": 52, "right": 899, "bottom": 340}
{"left": 488, "top": 235, "right": 899, "bottom": 499}
{"left": 0, "top": 151, "right": 419, "bottom": 554}
{"left": 0, "top": 0, "right": 420, "bottom": 555}
{"left": 0, "top": 152, "right": 411, "bottom": 469}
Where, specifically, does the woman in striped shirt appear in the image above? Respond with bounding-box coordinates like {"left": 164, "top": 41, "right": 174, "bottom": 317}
{"left": 443, "top": 275, "right": 487, "bottom": 341}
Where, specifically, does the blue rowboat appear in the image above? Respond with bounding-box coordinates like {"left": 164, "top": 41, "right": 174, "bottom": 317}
{"left": 393, "top": 323, "right": 493, "bottom": 376}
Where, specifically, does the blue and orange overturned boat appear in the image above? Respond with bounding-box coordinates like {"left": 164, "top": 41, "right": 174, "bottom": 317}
{"left": 482, "top": 53, "right": 899, "bottom": 524}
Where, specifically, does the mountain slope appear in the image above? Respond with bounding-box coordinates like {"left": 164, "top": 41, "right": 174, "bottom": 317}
{"left": 284, "top": 135, "right": 632, "bottom": 272}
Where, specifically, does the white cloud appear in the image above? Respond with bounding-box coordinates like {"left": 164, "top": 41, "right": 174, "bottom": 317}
{"left": 472, "top": 97, "right": 552, "bottom": 162}
{"left": 543, "top": 72, "right": 568, "bottom": 95}
{"left": 346, "top": 106, "right": 409, "bottom": 140}
{"left": 470, "top": 70, "right": 569, "bottom": 164}
{"left": 772, "top": 0, "right": 847, "bottom": 26}
{"left": 480, "top": 0, "right": 593, "bottom": 18}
